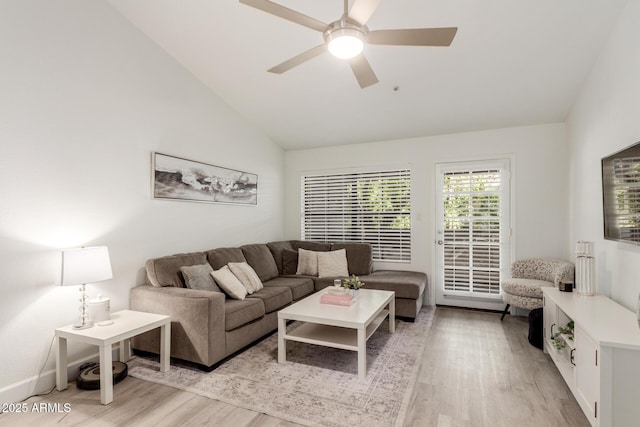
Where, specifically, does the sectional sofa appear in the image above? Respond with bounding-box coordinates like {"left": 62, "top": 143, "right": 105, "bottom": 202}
{"left": 130, "top": 240, "right": 427, "bottom": 368}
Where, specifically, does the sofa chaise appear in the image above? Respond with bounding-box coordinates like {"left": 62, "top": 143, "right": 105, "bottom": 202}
{"left": 130, "top": 240, "right": 427, "bottom": 368}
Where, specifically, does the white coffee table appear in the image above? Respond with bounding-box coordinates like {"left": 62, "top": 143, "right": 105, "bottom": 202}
{"left": 277, "top": 288, "right": 395, "bottom": 378}
{"left": 55, "top": 309, "right": 170, "bottom": 405}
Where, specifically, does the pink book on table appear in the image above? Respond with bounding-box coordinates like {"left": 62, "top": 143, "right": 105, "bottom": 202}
{"left": 320, "top": 294, "right": 355, "bottom": 306}
{"left": 322, "top": 293, "right": 352, "bottom": 302}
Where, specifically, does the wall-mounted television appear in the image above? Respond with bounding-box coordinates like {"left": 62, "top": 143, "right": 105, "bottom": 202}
{"left": 602, "top": 140, "right": 640, "bottom": 244}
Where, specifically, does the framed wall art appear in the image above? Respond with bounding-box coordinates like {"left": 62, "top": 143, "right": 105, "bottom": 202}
{"left": 151, "top": 152, "right": 257, "bottom": 205}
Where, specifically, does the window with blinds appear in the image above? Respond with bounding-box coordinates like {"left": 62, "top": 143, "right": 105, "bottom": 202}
{"left": 441, "top": 167, "right": 506, "bottom": 296}
{"left": 301, "top": 169, "right": 411, "bottom": 262}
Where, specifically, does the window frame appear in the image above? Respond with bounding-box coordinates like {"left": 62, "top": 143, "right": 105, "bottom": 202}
{"left": 300, "top": 167, "right": 412, "bottom": 262}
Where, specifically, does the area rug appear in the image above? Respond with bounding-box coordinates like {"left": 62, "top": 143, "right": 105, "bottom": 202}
{"left": 128, "top": 307, "right": 434, "bottom": 427}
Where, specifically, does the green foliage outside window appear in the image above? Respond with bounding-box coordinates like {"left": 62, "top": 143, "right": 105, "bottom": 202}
{"left": 356, "top": 177, "right": 411, "bottom": 230}
{"left": 443, "top": 172, "right": 500, "bottom": 232}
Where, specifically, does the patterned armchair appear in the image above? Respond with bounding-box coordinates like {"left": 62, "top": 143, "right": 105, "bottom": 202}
{"left": 501, "top": 258, "right": 574, "bottom": 320}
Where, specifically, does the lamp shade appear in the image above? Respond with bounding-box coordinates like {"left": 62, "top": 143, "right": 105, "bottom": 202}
{"left": 61, "top": 246, "right": 113, "bottom": 286}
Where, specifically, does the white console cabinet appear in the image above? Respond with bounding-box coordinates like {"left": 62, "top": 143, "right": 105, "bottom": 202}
{"left": 542, "top": 288, "right": 640, "bottom": 426}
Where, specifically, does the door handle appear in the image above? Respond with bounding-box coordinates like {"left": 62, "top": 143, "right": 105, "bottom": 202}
{"left": 437, "top": 240, "right": 444, "bottom": 245}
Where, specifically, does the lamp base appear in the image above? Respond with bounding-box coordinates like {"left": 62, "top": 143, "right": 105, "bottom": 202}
{"left": 73, "top": 283, "right": 94, "bottom": 329}
{"left": 73, "top": 320, "right": 94, "bottom": 330}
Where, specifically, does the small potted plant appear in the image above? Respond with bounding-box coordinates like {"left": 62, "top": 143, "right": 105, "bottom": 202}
{"left": 342, "top": 275, "right": 365, "bottom": 297}
{"left": 551, "top": 321, "right": 574, "bottom": 351}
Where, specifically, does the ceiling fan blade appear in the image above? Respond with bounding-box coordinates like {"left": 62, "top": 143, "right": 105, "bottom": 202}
{"left": 348, "top": 54, "right": 378, "bottom": 89}
{"left": 368, "top": 27, "right": 458, "bottom": 46}
{"left": 239, "top": 0, "right": 327, "bottom": 32}
{"left": 348, "top": 0, "right": 382, "bottom": 25}
{"left": 267, "top": 44, "right": 327, "bottom": 74}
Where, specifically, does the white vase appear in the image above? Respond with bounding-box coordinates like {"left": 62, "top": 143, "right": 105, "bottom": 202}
{"left": 576, "top": 256, "right": 595, "bottom": 296}
{"left": 349, "top": 289, "right": 360, "bottom": 298}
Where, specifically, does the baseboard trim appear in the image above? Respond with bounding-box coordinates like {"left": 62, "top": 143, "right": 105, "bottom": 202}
{"left": 436, "top": 304, "right": 503, "bottom": 314}
{"left": 0, "top": 345, "right": 123, "bottom": 405}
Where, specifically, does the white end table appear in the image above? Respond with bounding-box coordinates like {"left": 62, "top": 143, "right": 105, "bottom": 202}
{"left": 55, "top": 309, "right": 170, "bottom": 405}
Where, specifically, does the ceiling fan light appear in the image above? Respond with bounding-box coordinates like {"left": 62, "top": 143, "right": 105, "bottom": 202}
{"left": 326, "top": 28, "right": 365, "bottom": 59}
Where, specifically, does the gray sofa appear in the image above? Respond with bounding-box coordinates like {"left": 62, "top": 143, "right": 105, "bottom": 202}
{"left": 130, "top": 240, "right": 427, "bottom": 368}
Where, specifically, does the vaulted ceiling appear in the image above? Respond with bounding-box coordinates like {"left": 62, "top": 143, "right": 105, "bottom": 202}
{"left": 107, "top": 0, "right": 628, "bottom": 150}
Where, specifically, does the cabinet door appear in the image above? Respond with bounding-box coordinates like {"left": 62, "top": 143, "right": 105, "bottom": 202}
{"left": 542, "top": 295, "right": 557, "bottom": 353}
{"left": 575, "top": 325, "right": 599, "bottom": 426}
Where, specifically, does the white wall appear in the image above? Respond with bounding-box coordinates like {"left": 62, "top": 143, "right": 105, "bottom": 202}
{"left": 0, "top": 1, "right": 284, "bottom": 402}
{"left": 566, "top": 0, "right": 640, "bottom": 310}
{"left": 285, "top": 123, "right": 569, "bottom": 306}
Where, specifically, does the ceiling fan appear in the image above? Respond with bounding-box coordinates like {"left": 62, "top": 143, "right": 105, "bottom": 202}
{"left": 239, "top": 0, "right": 457, "bottom": 88}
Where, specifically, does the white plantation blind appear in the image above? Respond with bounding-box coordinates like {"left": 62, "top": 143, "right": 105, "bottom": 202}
{"left": 442, "top": 167, "right": 506, "bottom": 296}
{"left": 610, "top": 157, "right": 640, "bottom": 242}
{"left": 302, "top": 169, "right": 411, "bottom": 262}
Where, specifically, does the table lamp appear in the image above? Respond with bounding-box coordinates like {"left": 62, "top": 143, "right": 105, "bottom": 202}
{"left": 61, "top": 246, "right": 113, "bottom": 329}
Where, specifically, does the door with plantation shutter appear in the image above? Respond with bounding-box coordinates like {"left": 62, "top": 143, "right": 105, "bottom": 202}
{"left": 434, "top": 160, "right": 511, "bottom": 309}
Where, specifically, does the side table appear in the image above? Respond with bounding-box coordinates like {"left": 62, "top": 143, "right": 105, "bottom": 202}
{"left": 55, "top": 309, "right": 170, "bottom": 405}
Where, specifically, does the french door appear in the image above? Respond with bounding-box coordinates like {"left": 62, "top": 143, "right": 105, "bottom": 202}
{"left": 434, "top": 159, "right": 511, "bottom": 309}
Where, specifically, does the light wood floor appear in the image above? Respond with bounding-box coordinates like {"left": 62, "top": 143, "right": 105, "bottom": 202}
{"left": 1, "top": 308, "right": 589, "bottom": 427}
{"left": 406, "top": 307, "right": 589, "bottom": 427}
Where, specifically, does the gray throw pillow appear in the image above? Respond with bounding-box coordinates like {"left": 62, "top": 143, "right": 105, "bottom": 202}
{"left": 282, "top": 249, "right": 298, "bottom": 275}
{"left": 180, "top": 264, "right": 222, "bottom": 293}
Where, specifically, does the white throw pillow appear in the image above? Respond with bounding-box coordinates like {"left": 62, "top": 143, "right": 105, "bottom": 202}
{"left": 317, "top": 249, "right": 349, "bottom": 278}
{"left": 228, "top": 262, "right": 263, "bottom": 294}
{"left": 296, "top": 248, "right": 318, "bottom": 276}
{"left": 211, "top": 265, "right": 247, "bottom": 300}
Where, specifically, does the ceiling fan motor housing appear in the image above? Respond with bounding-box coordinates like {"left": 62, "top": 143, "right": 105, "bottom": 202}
{"left": 323, "top": 19, "right": 369, "bottom": 59}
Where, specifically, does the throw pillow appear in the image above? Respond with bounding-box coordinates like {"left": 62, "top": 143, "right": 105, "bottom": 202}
{"left": 211, "top": 265, "right": 247, "bottom": 300}
{"left": 180, "top": 264, "right": 222, "bottom": 292}
{"left": 228, "top": 262, "right": 264, "bottom": 294}
{"left": 296, "top": 248, "right": 318, "bottom": 276}
{"left": 317, "top": 249, "right": 349, "bottom": 278}
{"left": 281, "top": 248, "right": 299, "bottom": 275}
